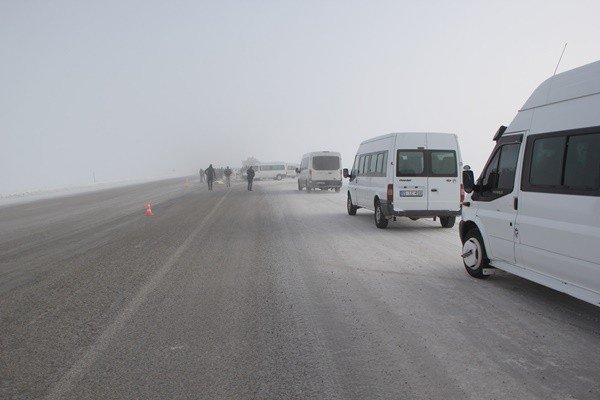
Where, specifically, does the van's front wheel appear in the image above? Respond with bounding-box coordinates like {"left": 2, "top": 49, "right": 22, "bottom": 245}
{"left": 347, "top": 194, "right": 358, "bottom": 215}
{"left": 440, "top": 216, "right": 456, "bottom": 228}
{"left": 462, "top": 228, "right": 489, "bottom": 279}
{"left": 374, "top": 201, "right": 389, "bottom": 229}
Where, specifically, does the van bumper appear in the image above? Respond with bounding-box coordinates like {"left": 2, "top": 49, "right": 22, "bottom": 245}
{"left": 308, "top": 180, "right": 342, "bottom": 188}
{"left": 380, "top": 201, "right": 460, "bottom": 218}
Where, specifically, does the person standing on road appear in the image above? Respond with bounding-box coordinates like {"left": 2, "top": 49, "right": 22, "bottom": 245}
{"left": 246, "top": 166, "right": 255, "bottom": 191}
{"left": 224, "top": 166, "right": 232, "bottom": 188}
{"left": 198, "top": 168, "right": 205, "bottom": 183}
{"left": 205, "top": 164, "right": 215, "bottom": 191}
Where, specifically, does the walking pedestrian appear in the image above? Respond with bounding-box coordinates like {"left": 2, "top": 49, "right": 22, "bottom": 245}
{"left": 246, "top": 166, "right": 255, "bottom": 191}
{"left": 198, "top": 168, "right": 205, "bottom": 183}
{"left": 205, "top": 164, "right": 215, "bottom": 190}
{"left": 224, "top": 166, "right": 232, "bottom": 188}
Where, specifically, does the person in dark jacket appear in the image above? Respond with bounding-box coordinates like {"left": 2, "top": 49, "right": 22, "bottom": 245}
{"left": 246, "top": 166, "right": 255, "bottom": 191}
{"left": 224, "top": 166, "right": 232, "bottom": 188}
{"left": 205, "top": 164, "right": 215, "bottom": 190}
{"left": 198, "top": 168, "right": 205, "bottom": 183}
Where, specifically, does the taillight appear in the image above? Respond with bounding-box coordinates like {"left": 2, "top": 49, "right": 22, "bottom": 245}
{"left": 339, "top": 170, "right": 342, "bottom": 179}
{"left": 387, "top": 184, "right": 393, "bottom": 202}
{"left": 460, "top": 184, "right": 465, "bottom": 203}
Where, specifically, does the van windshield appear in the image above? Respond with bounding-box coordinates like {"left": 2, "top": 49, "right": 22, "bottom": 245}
{"left": 313, "top": 156, "right": 340, "bottom": 170}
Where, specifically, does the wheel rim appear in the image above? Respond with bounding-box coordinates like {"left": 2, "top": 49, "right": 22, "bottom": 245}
{"left": 347, "top": 196, "right": 352, "bottom": 211}
{"left": 462, "top": 238, "right": 482, "bottom": 269}
{"left": 376, "top": 205, "right": 381, "bottom": 222}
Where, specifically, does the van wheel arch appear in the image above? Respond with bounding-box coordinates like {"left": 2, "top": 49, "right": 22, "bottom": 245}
{"left": 460, "top": 220, "right": 479, "bottom": 243}
{"left": 373, "top": 196, "right": 380, "bottom": 208}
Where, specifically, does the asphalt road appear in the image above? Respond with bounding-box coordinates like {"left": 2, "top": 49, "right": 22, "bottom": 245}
{"left": 1, "top": 178, "right": 598, "bottom": 399}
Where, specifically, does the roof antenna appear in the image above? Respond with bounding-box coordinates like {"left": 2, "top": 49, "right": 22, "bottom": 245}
{"left": 553, "top": 42, "right": 568, "bottom": 76}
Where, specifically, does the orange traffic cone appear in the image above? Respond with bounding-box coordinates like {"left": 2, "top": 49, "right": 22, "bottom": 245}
{"left": 145, "top": 201, "right": 154, "bottom": 216}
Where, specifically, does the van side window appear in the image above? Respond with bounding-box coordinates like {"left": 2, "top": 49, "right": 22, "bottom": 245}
{"left": 430, "top": 151, "right": 457, "bottom": 177}
{"left": 396, "top": 150, "right": 424, "bottom": 176}
{"left": 522, "top": 129, "right": 600, "bottom": 195}
{"left": 358, "top": 155, "right": 366, "bottom": 175}
{"left": 369, "top": 154, "right": 378, "bottom": 175}
{"left": 564, "top": 133, "right": 600, "bottom": 189}
{"left": 475, "top": 143, "right": 520, "bottom": 201}
{"left": 530, "top": 137, "right": 565, "bottom": 186}
{"left": 363, "top": 155, "right": 372, "bottom": 175}
{"left": 374, "top": 151, "right": 387, "bottom": 177}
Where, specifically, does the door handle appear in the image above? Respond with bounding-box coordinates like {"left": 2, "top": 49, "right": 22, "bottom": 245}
{"left": 431, "top": 188, "right": 438, "bottom": 192}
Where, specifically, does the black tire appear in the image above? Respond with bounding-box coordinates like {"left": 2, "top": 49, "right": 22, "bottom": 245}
{"left": 298, "top": 180, "right": 303, "bottom": 191}
{"left": 462, "top": 228, "right": 489, "bottom": 279}
{"left": 306, "top": 183, "right": 312, "bottom": 192}
{"left": 440, "top": 216, "right": 456, "bottom": 228}
{"left": 347, "top": 193, "right": 358, "bottom": 215}
{"left": 374, "top": 200, "right": 389, "bottom": 229}
{"left": 276, "top": 175, "right": 283, "bottom": 181}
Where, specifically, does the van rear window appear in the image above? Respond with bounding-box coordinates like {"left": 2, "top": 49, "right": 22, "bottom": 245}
{"left": 313, "top": 156, "right": 340, "bottom": 170}
{"left": 430, "top": 151, "right": 457, "bottom": 176}
{"left": 396, "top": 150, "right": 458, "bottom": 177}
{"left": 396, "top": 151, "right": 424, "bottom": 176}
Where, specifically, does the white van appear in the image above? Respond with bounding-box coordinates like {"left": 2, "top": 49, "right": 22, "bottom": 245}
{"left": 297, "top": 152, "right": 342, "bottom": 192}
{"left": 343, "top": 132, "right": 463, "bottom": 229}
{"left": 255, "top": 162, "right": 287, "bottom": 180}
{"left": 460, "top": 60, "right": 600, "bottom": 306}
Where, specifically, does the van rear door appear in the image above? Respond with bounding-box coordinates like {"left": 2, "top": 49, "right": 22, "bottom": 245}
{"left": 427, "top": 150, "right": 459, "bottom": 211}
{"left": 311, "top": 155, "right": 341, "bottom": 181}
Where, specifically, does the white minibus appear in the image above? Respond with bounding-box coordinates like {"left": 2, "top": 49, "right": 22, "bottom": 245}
{"left": 297, "top": 152, "right": 342, "bottom": 192}
{"left": 255, "top": 162, "right": 287, "bottom": 180}
{"left": 460, "top": 60, "right": 600, "bottom": 306}
{"left": 343, "top": 132, "right": 463, "bottom": 229}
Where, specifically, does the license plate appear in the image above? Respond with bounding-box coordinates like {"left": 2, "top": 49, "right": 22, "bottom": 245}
{"left": 400, "top": 190, "right": 423, "bottom": 197}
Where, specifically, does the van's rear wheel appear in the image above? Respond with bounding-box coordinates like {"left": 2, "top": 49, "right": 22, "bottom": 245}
{"left": 298, "top": 180, "right": 303, "bottom": 191}
{"left": 374, "top": 201, "right": 388, "bottom": 229}
{"left": 462, "top": 228, "right": 489, "bottom": 279}
{"left": 440, "top": 216, "right": 456, "bottom": 228}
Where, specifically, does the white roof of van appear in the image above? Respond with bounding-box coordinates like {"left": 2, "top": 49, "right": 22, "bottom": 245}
{"left": 303, "top": 151, "right": 341, "bottom": 156}
{"left": 360, "top": 132, "right": 454, "bottom": 145}
{"left": 521, "top": 60, "right": 600, "bottom": 111}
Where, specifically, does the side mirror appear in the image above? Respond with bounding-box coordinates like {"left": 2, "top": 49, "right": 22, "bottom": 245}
{"left": 342, "top": 168, "right": 350, "bottom": 178}
{"left": 462, "top": 169, "right": 475, "bottom": 193}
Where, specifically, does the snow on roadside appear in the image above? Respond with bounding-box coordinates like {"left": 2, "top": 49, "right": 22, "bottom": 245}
{"left": 0, "top": 174, "right": 190, "bottom": 208}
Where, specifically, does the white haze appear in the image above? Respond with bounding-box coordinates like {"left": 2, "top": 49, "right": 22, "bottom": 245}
{"left": 1, "top": 0, "right": 600, "bottom": 195}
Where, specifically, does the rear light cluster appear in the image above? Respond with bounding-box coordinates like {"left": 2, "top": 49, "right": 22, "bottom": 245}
{"left": 387, "top": 184, "right": 394, "bottom": 202}
{"left": 460, "top": 184, "right": 465, "bottom": 203}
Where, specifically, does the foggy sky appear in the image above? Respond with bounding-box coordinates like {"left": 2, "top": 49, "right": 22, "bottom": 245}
{"left": 2, "top": 0, "right": 600, "bottom": 195}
